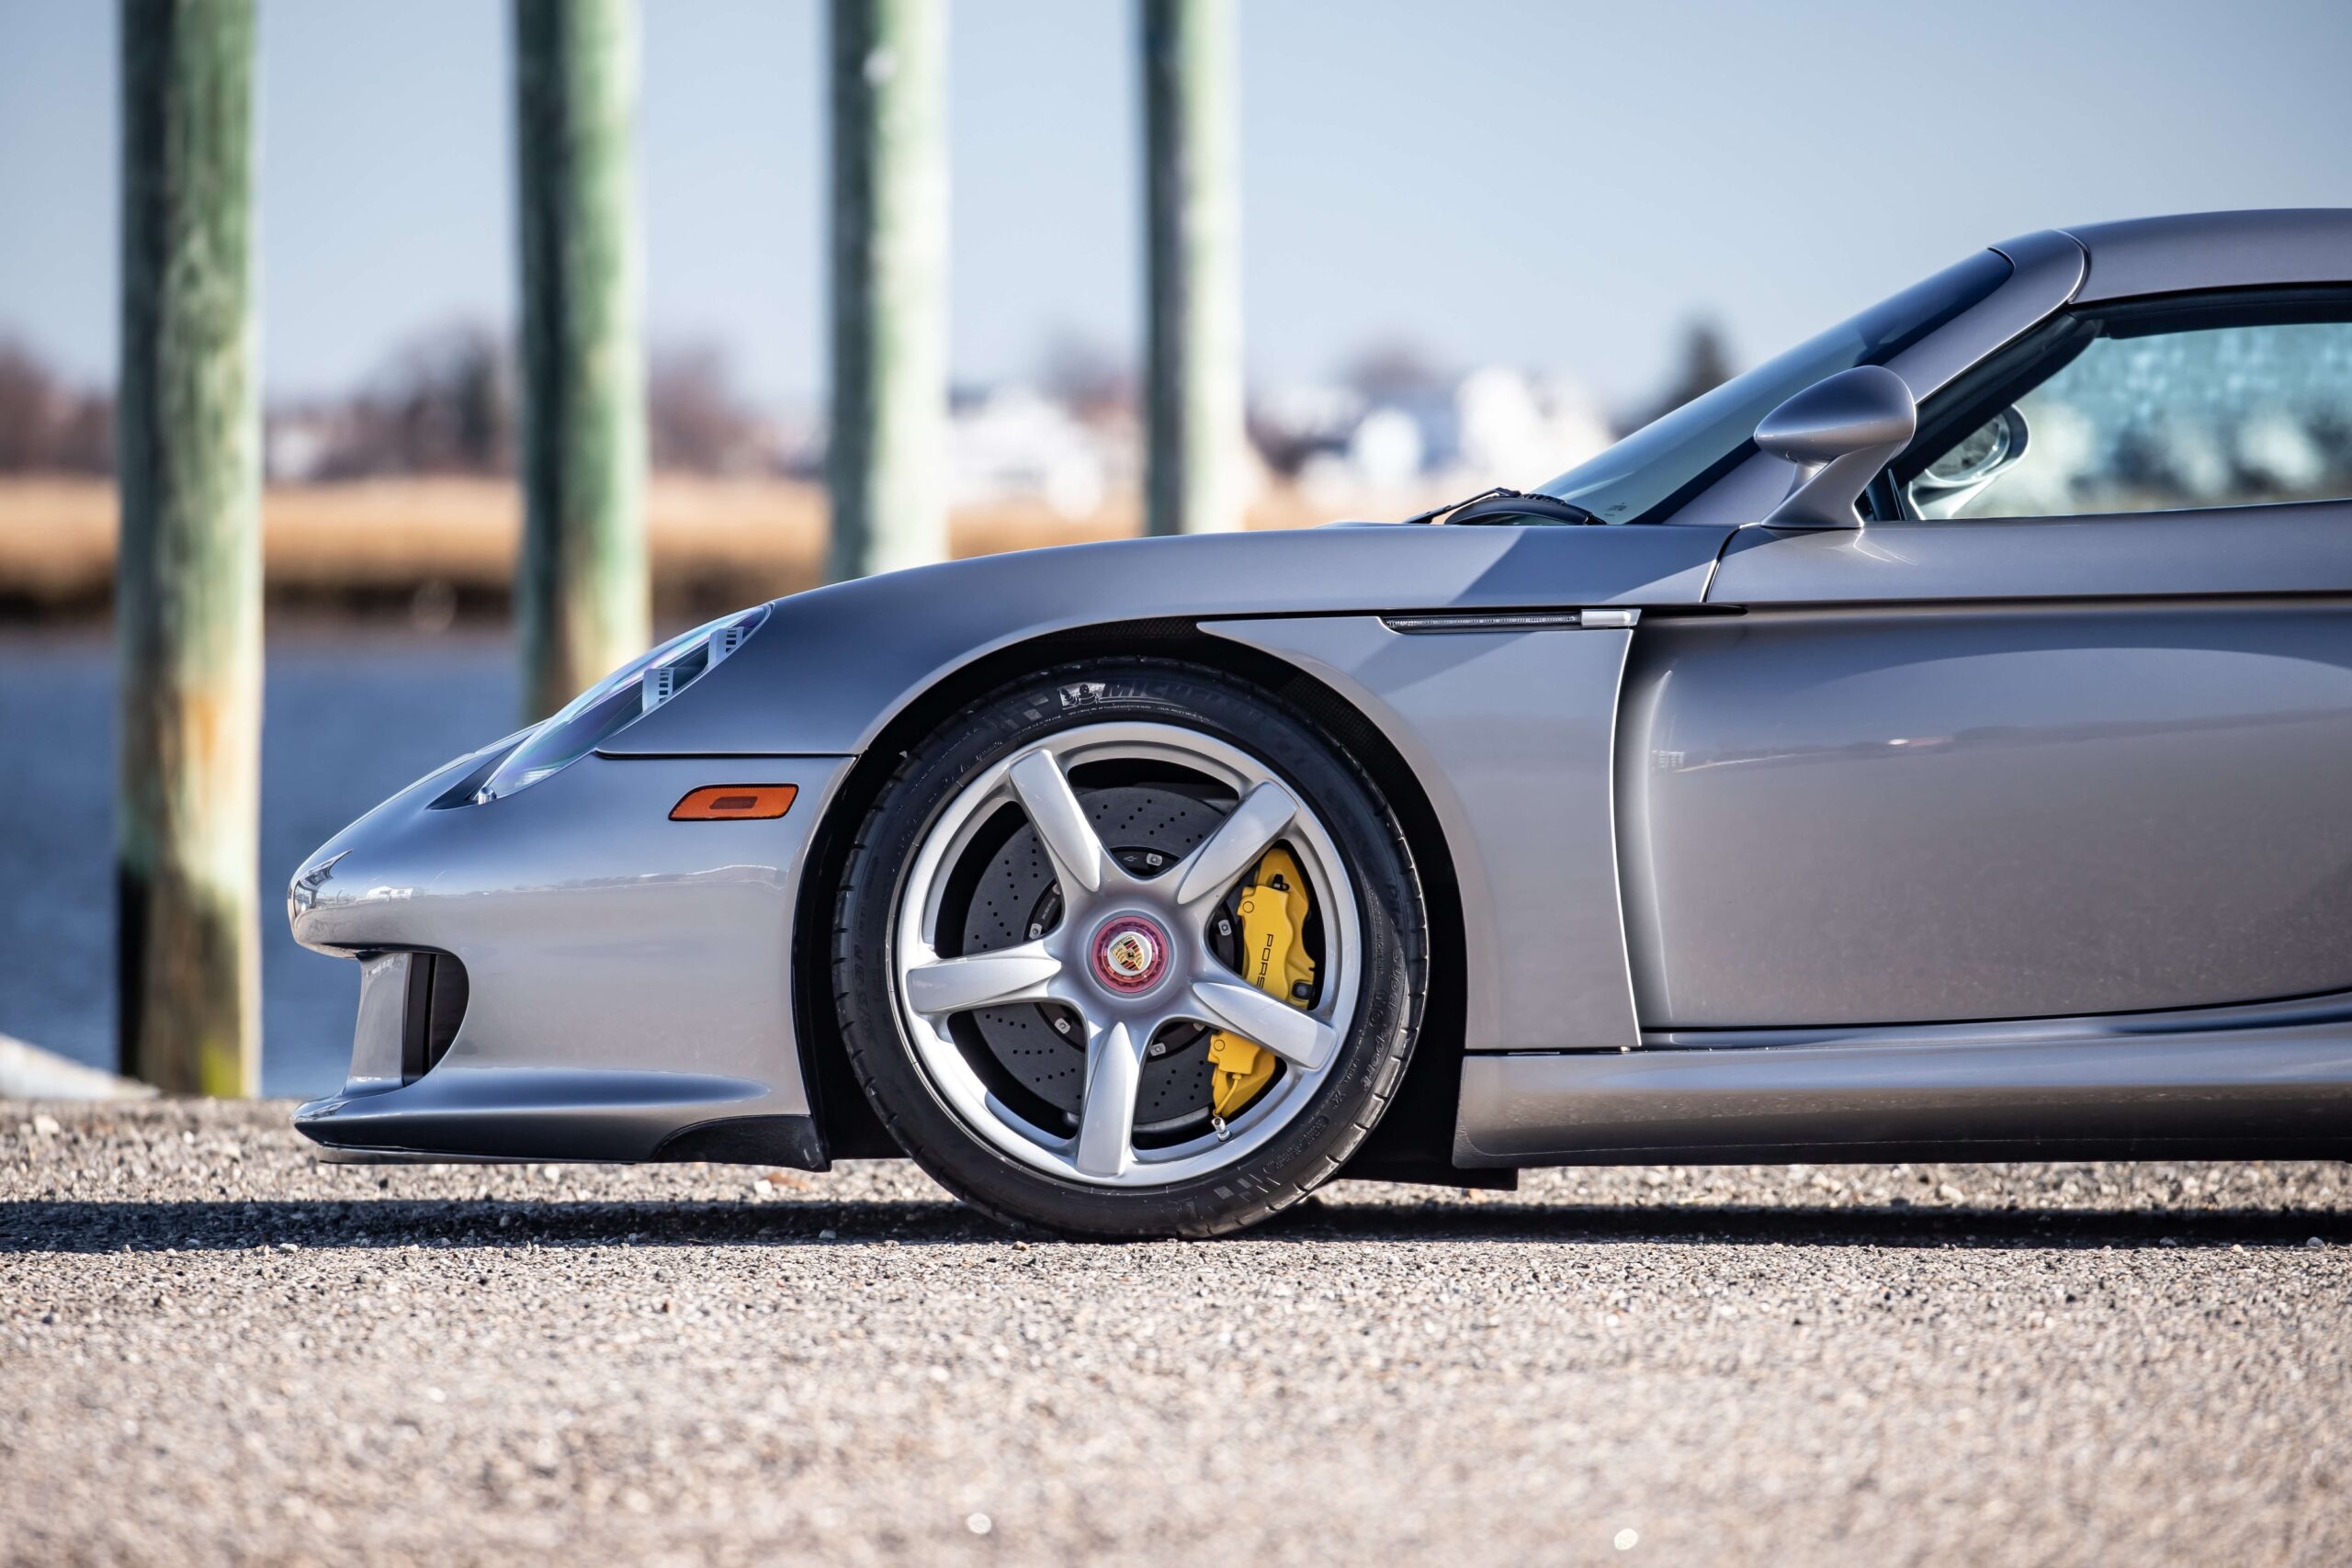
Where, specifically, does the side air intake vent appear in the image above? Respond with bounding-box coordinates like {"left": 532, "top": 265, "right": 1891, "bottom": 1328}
{"left": 399, "top": 952, "right": 469, "bottom": 1083}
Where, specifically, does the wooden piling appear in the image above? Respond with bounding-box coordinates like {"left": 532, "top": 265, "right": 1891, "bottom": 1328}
{"left": 1142, "top": 0, "right": 1243, "bottom": 536}
{"left": 514, "top": 0, "right": 649, "bottom": 719}
{"left": 116, "top": 0, "right": 263, "bottom": 1096}
{"left": 826, "top": 0, "right": 949, "bottom": 581}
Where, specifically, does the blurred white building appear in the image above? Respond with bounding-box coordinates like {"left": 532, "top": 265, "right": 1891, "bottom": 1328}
{"left": 935, "top": 362, "right": 1618, "bottom": 524}
{"left": 948, "top": 385, "right": 1125, "bottom": 519}
{"left": 1453, "top": 367, "right": 1613, "bottom": 491}
{"left": 1270, "top": 365, "right": 1612, "bottom": 514}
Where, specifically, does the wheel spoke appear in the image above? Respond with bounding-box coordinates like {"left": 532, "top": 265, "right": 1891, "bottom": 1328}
{"left": 1187, "top": 979, "right": 1338, "bottom": 1072}
{"left": 1073, "top": 1021, "right": 1144, "bottom": 1178}
{"left": 903, "top": 942, "right": 1061, "bottom": 1016}
{"left": 1008, "top": 749, "right": 1108, "bottom": 897}
{"left": 1172, "top": 779, "right": 1299, "bottom": 909}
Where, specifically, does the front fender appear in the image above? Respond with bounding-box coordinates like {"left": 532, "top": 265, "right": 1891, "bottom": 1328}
{"left": 602, "top": 523, "right": 1726, "bottom": 759}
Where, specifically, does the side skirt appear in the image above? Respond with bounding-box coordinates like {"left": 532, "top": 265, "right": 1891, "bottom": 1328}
{"left": 1453, "top": 1022, "right": 2352, "bottom": 1167}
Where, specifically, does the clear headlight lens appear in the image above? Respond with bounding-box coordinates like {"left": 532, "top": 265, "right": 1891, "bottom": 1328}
{"left": 472, "top": 604, "right": 767, "bottom": 803}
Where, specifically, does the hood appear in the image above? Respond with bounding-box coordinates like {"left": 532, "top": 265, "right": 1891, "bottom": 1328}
{"left": 603, "top": 521, "right": 1728, "bottom": 758}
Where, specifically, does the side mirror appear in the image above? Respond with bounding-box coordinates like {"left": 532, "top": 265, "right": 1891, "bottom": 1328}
{"left": 1754, "top": 365, "right": 1917, "bottom": 529}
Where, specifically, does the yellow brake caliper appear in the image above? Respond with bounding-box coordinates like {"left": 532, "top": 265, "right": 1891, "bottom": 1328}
{"left": 1206, "top": 845, "right": 1316, "bottom": 1124}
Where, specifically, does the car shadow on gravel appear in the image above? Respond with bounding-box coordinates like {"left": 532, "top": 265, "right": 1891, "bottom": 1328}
{"left": 6, "top": 1198, "right": 2349, "bottom": 1253}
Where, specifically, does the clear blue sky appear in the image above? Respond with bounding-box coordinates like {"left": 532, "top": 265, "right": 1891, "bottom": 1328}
{"left": 1, "top": 0, "right": 2346, "bottom": 412}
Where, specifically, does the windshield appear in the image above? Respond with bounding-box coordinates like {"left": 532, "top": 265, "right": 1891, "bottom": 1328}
{"left": 1538, "top": 248, "right": 2015, "bottom": 524}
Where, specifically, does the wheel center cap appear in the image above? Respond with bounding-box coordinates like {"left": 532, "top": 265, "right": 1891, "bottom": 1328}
{"left": 1090, "top": 913, "right": 1172, "bottom": 996}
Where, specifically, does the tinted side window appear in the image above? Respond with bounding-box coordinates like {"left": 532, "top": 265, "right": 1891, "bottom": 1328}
{"left": 1907, "top": 318, "right": 2352, "bottom": 520}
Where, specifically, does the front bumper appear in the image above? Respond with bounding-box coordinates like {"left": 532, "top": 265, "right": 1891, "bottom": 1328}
{"left": 288, "top": 745, "right": 851, "bottom": 1168}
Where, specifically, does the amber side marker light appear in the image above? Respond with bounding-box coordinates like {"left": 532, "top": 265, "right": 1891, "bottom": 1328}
{"left": 670, "top": 784, "right": 798, "bottom": 821}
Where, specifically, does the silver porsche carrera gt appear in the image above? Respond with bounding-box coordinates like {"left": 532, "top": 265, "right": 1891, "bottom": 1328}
{"left": 289, "top": 209, "right": 2352, "bottom": 1237}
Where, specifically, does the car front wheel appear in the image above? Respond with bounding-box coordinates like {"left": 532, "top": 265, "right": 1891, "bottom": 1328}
{"left": 831, "top": 660, "right": 1427, "bottom": 1238}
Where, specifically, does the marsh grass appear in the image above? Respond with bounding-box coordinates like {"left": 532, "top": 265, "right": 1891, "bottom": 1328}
{"left": 0, "top": 476, "right": 1333, "bottom": 619}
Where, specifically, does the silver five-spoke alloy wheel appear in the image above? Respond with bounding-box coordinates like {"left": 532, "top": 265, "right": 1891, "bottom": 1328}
{"left": 891, "top": 722, "right": 1362, "bottom": 1187}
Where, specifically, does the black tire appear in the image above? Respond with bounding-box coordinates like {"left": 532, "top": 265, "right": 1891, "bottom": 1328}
{"left": 831, "top": 660, "right": 1428, "bottom": 1239}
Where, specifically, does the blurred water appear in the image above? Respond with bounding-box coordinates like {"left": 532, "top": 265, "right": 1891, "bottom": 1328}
{"left": 0, "top": 626, "right": 518, "bottom": 1097}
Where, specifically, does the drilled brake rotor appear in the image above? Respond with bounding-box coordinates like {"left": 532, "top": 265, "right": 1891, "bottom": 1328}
{"left": 958, "top": 784, "right": 1236, "bottom": 1139}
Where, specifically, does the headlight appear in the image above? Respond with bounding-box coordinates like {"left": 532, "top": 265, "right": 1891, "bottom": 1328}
{"left": 472, "top": 604, "right": 768, "bottom": 803}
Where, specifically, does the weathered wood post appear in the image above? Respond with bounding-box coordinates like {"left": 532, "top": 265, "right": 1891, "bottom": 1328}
{"left": 826, "top": 0, "right": 948, "bottom": 581}
{"left": 514, "top": 0, "right": 648, "bottom": 719}
{"left": 117, "top": 0, "right": 262, "bottom": 1096}
{"left": 1141, "top": 0, "right": 1243, "bottom": 536}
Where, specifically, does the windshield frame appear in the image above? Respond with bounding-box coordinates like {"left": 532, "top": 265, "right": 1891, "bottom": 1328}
{"left": 1536, "top": 249, "right": 2016, "bottom": 525}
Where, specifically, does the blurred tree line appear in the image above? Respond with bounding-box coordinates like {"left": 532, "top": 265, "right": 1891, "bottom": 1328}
{"left": 0, "top": 341, "right": 116, "bottom": 473}
{"left": 0, "top": 329, "right": 794, "bottom": 480}
{"left": 0, "top": 316, "right": 1739, "bottom": 485}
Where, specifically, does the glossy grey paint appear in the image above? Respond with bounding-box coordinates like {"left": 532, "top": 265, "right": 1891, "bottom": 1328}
{"left": 1461, "top": 992, "right": 2352, "bottom": 1164}
{"left": 1642, "top": 985, "right": 2352, "bottom": 1051}
{"left": 2066, "top": 209, "right": 2352, "bottom": 302}
{"left": 601, "top": 523, "right": 1728, "bottom": 757}
{"left": 1204, "top": 614, "right": 1640, "bottom": 1053}
{"left": 1453, "top": 1023, "right": 2352, "bottom": 1166}
{"left": 1635, "top": 224, "right": 2352, "bottom": 1032}
{"left": 1752, "top": 366, "right": 1916, "bottom": 530}
{"left": 288, "top": 746, "right": 849, "bottom": 1161}
{"left": 1713, "top": 502, "right": 2352, "bottom": 604}
{"left": 1619, "top": 600, "right": 2352, "bottom": 1025}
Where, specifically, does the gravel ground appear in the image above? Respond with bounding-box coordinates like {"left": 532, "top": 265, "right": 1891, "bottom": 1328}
{"left": 5, "top": 1100, "right": 2349, "bottom": 1566}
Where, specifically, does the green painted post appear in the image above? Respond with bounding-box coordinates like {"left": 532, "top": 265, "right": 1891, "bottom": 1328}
{"left": 1141, "top": 0, "right": 1243, "bottom": 536}
{"left": 117, "top": 0, "right": 262, "bottom": 1097}
{"left": 514, "top": 0, "right": 648, "bottom": 720}
{"left": 827, "top": 0, "right": 948, "bottom": 581}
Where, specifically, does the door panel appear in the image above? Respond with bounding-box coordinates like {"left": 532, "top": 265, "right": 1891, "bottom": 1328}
{"left": 1710, "top": 504, "right": 2352, "bottom": 604}
{"left": 1622, "top": 592, "right": 2352, "bottom": 1027}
